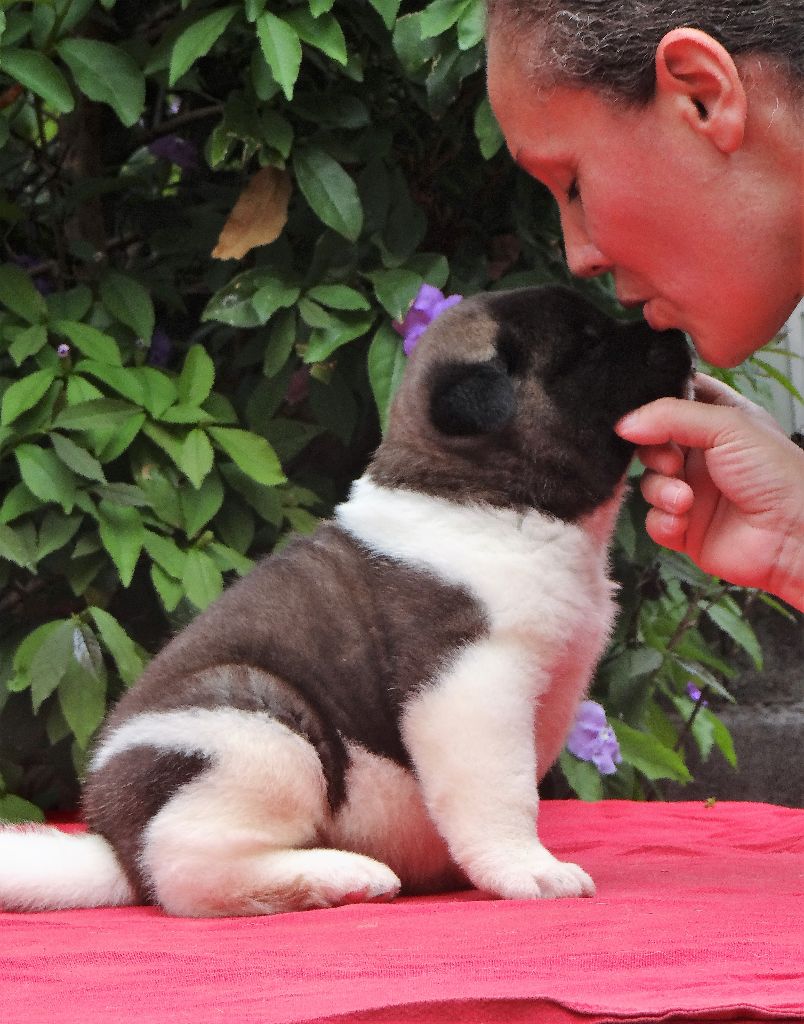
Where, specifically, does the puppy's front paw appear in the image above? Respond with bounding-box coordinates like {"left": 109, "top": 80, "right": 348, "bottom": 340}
{"left": 472, "top": 847, "right": 595, "bottom": 901}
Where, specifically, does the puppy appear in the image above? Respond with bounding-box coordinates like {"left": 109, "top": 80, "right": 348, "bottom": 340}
{"left": 0, "top": 286, "right": 691, "bottom": 917}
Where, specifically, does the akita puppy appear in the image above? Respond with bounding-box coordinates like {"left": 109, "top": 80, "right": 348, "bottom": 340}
{"left": 0, "top": 286, "right": 691, "bottom": 917}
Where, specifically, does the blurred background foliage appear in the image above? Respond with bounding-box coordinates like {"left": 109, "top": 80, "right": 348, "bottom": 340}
{"left": 0, "top": 0, "right": 799, "bottom": 820}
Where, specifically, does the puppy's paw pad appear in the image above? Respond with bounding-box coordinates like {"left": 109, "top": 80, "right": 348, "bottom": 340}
{"left": 312, "top": 852, "right": 401, "bottom": 908}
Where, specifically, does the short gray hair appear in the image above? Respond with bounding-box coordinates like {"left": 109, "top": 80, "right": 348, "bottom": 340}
{"left": 486, "top": 1, "right": 804, "bottom": 102}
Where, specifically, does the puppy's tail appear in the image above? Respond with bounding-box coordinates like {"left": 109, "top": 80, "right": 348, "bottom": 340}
{"left": 0, "top": 825, "right": 135, "bottom": 911}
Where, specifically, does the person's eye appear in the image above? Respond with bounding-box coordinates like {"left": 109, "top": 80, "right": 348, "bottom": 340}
{"left": 567, "top": 178, "right": 581, "bottom": 201}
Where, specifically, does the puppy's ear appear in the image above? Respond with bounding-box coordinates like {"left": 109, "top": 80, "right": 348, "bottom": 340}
{"left": 429, "top": 359, "right": 516, "bottom": 436}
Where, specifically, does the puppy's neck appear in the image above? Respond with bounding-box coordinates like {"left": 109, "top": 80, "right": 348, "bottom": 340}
{"left": 337, "top": 475, "right": 619, "bottom": 574}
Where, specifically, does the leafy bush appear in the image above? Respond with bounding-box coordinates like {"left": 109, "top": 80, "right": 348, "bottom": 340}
{"left": 0, "top": 0, "right": 796, "bottom": 820}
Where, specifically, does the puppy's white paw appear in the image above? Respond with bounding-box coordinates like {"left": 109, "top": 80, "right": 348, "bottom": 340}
{"left": 471, "top": 846, "right": 595, "bottom": 901}
{"left": 314, "top": 850, "right": 402, "bottom": 907}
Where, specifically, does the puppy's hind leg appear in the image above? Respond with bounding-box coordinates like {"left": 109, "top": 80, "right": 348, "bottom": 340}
{"left": 136, "top": 709, "right": 400, "bottom": 917}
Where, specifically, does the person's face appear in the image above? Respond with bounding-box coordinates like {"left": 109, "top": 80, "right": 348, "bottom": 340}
{"left": 486, "top": 34, "right": 802, "bottom": 367}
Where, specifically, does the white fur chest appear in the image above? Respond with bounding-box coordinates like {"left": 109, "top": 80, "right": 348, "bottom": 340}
{"left": 336, "top": 475, "right": 619, "bottom": 673}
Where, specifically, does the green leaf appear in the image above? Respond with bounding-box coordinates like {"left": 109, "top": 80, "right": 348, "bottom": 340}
{"left": 180, "top": 471, "right": 224, "bottom": 537}
{"left": 393, "top": 13, "right": 439, "bottom": 75}
{"left": 0, "top": 48, "right": 74, "bottom": 113}
{"left": 751, "top": 357, "right": 804, "bottom": 403}
{"left": 419, "top": 0, "right": 471, "bottom": 38}
{"left": 143, "top": 530, "right": 187, "bottom": 579}
{"left": 0, "top": 263, "right": 48, "bottom": 324}
{"left": 367, "top": 0, "right": 402, "bottom": 30}
{"left": 457, "top": 0, "right": 485, "bottom": 49}
{"left": 36, "top": 511, "right": 82, "bottom": 561}
{"left": 710, "top": 711, "right": 738, "bottom": 769}
{"left": 56, "top": 39, "right": 145, "bottom": 127}
{"left": 29, "top": 620, "right": 74, "bottom": 713}
{"left": 559, "top": 750, "right": 604, "bottom": 801}
{"left": 50, "top": 431, "right": 106, "bottom": 483}
{"left": 99, "top": 270, "right": 155, "bottom": 340}
{"left": 182, "top": 548, "right": 223, "bottom": 609}
{"left": 208, "top": 426, "right": 285, "bottom": 486}
{"left": 169, "top": 6, "right": 238, "bottom": 85}
{"left": 282, "top": 9, "right": 347, "bottom": 65}
{"left": 177, "top": 345, "right": 215, "bottom": 406}
{"left": 15, "top": 443, "right": 78, "bottom": 512}
{"left": 366, "top": 268, "right": 422, "bottom": 320}
{"left": 77, "top": 361, "right": 145, "bottom": 405}
{"left": 705, "top": 601, "right": 763, "bottom": 670}
{"left": 202, "top": 269, "right": 297, "bottom": 329}
{"left": 293, "top": 146, "right": 363, "bottom": 242}
{"left": 151, "top": 564, "right": 183, "bottom": 612}
{"left": 8, "top": 324, "right": 48, "bottom": 366}
{"left": 220, "top": 464, "right": 283, "bottom": 525}
{"left": 207, "top": 539, "right": 253, "bottom": 575}
{"left": 97, "top": 500, "right": 144, "bottom": 587}
{"left": 368, "top": 320, "right": 407, "bottom": 434}
{"left": 132, "top": 367, "right": 176, "bottom": 418}
{"left": 303, "top": 310, "right": 374, "bottom": 364}
{"left": 52, "top": 320, "right": 122, "bottom": 365}
{"left": 474, "top": 95, "right": 504, "bottom": 159}
{"left": 262, "top": 308, "right": 297, "bottom": 378}
{"left": 0, "top": 522, "right": 37, "bottom": 569}
{"left": 256, "top": 12, "right": 302, "bottom": 101}
{"left": 158, "top": 403, "right": 215, "bottom": 425}
{"left": 0, "top": 368, "right": 55, "bottom": 425}
{"left": 612, "top": 720, "right": 692, "bottom": 783}
{"left": 251, "top": 281, "right": 302, "bottom": 323}
{"left": 90, "top": 607, "right": 144, "bottom": 686}
{"left": 306, "top": 284, "right": 371, "bottom": 311}
{"left": 53, "top": 397, "right": 138, "bottom": 432}
{"left": 181, "top": 428, "right": 214, "bottom": 489}
{"left": 58, "top": 635, "right": 107, "bottom": 748}
{"left": 0, "top": 483, "right": 39, "bottom": 524}
{"left": 142, "top": 420, "right": 185, "bottom": 471}
{"left": 0, "top": 794, "right": 45, "bottom": 824}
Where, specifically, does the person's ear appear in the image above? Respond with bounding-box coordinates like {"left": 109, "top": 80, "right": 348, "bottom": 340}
{"left": 429, "top": 359, "right": 516, "bottom": 436}
{"left": 655, "top": 28, "right": 747, "bottom": 153}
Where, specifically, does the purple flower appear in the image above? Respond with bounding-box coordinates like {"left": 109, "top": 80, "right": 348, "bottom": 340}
{"left": 393, "top": 284, "right": 463, "bottom": 355}
{"left": 147, "top": 327, "right": 172, "bottom": 368}
{"left": 686, "top": 682, "right": 708, "bottom": 707}
{"left": 148, "top": 135, "right": 198, "bottom": 171}
{"left": 566, "top": 700, "right": 622, "bottom": 776}
{"left": 57, "top": 343, "right": 71, "bottom": 359}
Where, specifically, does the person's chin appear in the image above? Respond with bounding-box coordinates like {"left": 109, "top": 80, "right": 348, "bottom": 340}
{"left": 689, "top": 328, "right": 754, "bottom": 369}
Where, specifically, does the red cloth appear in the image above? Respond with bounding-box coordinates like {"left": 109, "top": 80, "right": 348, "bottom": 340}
{"left": 1, "top": 801, "right": 802, "bottom": 1024}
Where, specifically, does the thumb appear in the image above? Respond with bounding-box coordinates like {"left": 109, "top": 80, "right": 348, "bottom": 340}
{"left": 615, "top": 397, "right": 744, "bottom": 451}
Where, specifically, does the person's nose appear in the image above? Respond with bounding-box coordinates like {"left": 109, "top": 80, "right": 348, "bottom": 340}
{"left": 560, "top": 209, "right": 612, "bottom": 279}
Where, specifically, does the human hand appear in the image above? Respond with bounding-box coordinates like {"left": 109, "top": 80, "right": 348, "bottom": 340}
{"left": 615, "top": 374, "right": 804, "bottom": 611}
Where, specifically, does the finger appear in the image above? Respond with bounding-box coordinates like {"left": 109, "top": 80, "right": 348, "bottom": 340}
{"left": 640, "top": 471, "right": 695, "bottom": 516}
{"left": 693, "top": 373, "right": 747, "bottom": 407}
{"left": 636, "top": 442, "right": 686, "bottom": 477}
{"left": 615, "top": 397, "right": 742, "bottom": 450}
{"left": 644, "top": 507, "right": 688, "bottom": 550}
{"left": 693, "top": 374, "right": 785, "bottom": 434}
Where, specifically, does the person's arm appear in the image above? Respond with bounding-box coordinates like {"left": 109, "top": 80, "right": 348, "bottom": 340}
{"left": 615, "top": 374, "right": 804, "bottom": 612}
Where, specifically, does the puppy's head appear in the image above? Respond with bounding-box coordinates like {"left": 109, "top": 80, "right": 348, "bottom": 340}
{"left": 372, "top": 285, "right": 692, "bottom": 520}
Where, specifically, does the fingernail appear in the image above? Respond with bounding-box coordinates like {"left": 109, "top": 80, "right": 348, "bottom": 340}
{"left": 663, "top": 483, "right": 685, "bottom": 511}
{"left": 615, "top": 412, "right": 637, "bottom": 435}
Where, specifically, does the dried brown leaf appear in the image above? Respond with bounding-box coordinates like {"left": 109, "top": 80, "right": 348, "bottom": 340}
{"left": 212, "top": 167, "right": 292, "bottom": 261}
